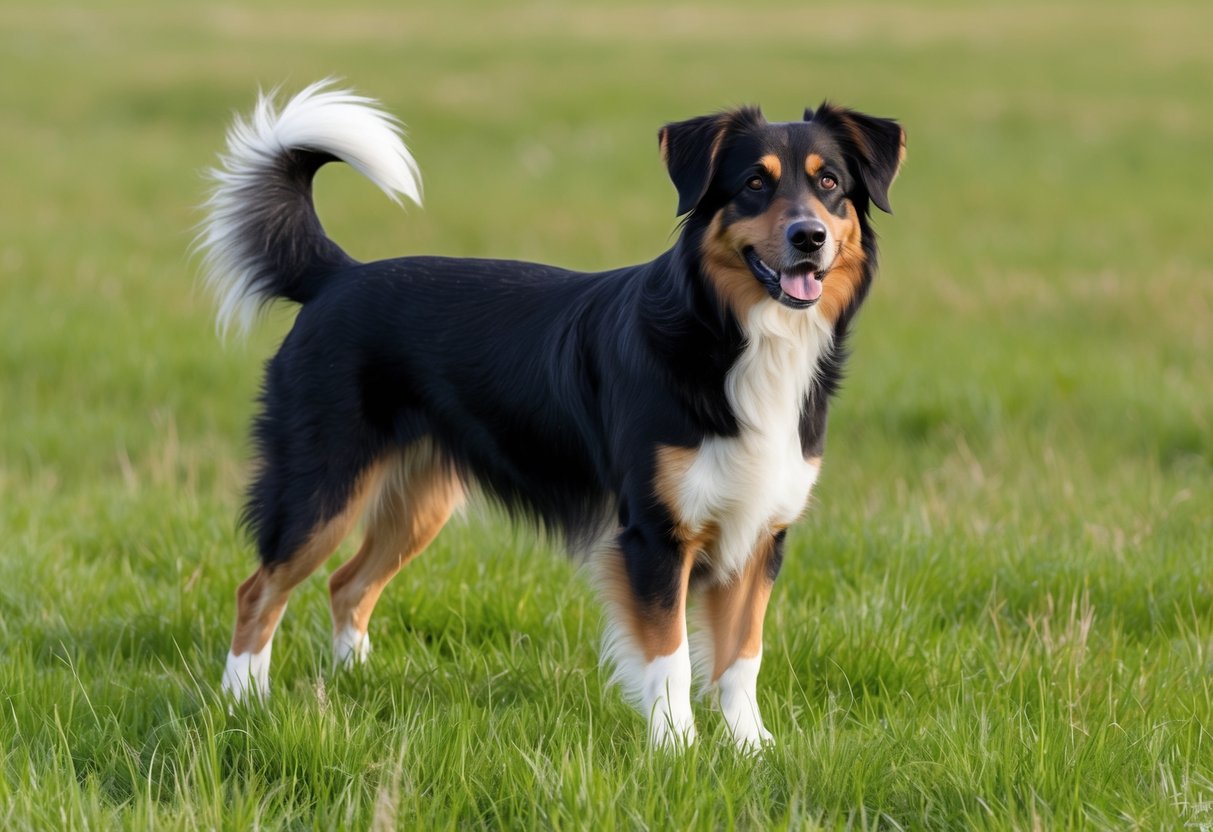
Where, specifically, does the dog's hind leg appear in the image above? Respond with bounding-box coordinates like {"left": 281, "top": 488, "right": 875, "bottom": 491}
{"left": 221, "top": 462, "right": 385, "bottom": 701}
{"left": 328, "top": 441, "right": 462, "bottom": 666}
{"left": 695, "top": 530, "right": 784, "bottom": 752}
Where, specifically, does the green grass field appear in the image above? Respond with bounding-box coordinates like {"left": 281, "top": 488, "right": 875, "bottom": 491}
{"left": 2, "top": 0, "right": 1212, "bottom": 828}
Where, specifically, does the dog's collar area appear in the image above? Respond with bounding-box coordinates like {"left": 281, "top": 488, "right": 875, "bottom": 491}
{"left": 742, "top": 247, "right": 822, "bottom": 309}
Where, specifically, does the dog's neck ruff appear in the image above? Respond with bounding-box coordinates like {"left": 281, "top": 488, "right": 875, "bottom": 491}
{"left": 675, "top": 303, "right": 831, "bottom": 579}
{"left": 727, "top": 302, "right": 832, "bottom": 432}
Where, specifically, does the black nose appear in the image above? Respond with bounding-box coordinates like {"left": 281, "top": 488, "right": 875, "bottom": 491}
{"left": 787, "top": 219, "right": 828, "bottom": 253}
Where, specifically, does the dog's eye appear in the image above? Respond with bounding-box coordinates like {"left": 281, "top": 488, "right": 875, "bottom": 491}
{"left": 746, "top": 176, "right": 765, "bottom": 191}
{"left": 819, "top": 174, "right": 838, "bottom": 191}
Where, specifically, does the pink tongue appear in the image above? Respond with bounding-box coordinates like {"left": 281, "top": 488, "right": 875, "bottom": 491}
{"left": 780, "top": 272, "right": 823, "bottom": 302}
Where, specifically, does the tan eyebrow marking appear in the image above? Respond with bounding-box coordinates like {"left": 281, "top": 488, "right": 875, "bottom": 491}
{"left": 759, "top": 154, "right": 781, "bottom": 180}
{"left": 805, "top": 153, "right": 825, "bottom": 176}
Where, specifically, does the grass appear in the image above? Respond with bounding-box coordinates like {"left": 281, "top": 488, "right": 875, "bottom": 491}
{"left": 2, "top": 0, "right": 1212, "bottom": 827}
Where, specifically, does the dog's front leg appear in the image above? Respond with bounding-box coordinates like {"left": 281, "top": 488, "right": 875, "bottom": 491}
{"left": 601, "top": 522, "right": 697, "bottom": 749}
{"left": 697, "top": 530, "right": 784, "bottom": 752}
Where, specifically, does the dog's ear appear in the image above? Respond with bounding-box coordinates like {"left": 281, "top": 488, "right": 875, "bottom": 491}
{"left": 810, "top": 104, "right": 905, "bottom": 214}
{"left": 659, "top": 109, "right": 762, "bottom": 216}
{"left": 658, "top": 114, "right": 727, "bottom": 216}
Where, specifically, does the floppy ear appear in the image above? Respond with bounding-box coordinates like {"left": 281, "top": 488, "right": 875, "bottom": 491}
{"left": 810, "top": 104, "right": 905, "bottom": 214}
{"left": 658, "top": 114, "right": 728, "bottom": 216}
{"left": 659, "top": 109, "right": 762, "bottom": 216}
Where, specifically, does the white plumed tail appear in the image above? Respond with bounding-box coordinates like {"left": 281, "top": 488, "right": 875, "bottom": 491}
{"left": 196, "top": 80, "right": 423, "bottom": 336}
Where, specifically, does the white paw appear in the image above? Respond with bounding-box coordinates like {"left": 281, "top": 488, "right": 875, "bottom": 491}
{"left": 333, "top": 626, "right": 371, "bottom": 667}
{"left": 221, "top": 647, "right": 271, "bottom": 701}
{"left": 716, "top": 653, "right": 773, "bottom": 753}
{"left": 649, "top": 709, "right": 698, "bottom": 749}
{"left": 726, "top": 713, "right": 774, "bottom": 754}
{"left": 641, "top": 640, "right": 696, "bottom": 750}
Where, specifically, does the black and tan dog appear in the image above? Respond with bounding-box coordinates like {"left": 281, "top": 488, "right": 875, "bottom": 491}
{"left": 199, "top": 82, "right": 904, "bottom": 749}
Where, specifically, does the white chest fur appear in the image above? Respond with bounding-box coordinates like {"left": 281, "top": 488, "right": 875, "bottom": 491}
{"left": 672, "top": 303, "right": 831, "bottom": 578}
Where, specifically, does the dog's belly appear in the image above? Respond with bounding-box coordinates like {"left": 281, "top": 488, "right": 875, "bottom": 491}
{"left": 676, "top": 427, "right": 820, "bottom": 579}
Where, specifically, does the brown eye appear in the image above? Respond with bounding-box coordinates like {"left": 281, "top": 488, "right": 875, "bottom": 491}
{"left": 746, "top": 176, "right": 765, "bottom": 191}
{"left": 820, "top": 174, "right": 838, "bottom": 191}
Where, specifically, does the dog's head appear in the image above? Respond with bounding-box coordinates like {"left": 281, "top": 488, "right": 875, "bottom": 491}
{"left": 660, "top": 104, "right": 904, "bottom": 322}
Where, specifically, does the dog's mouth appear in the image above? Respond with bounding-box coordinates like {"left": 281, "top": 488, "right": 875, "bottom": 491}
{"left": 743, "top": 248, "right": 825, "bottom": 309}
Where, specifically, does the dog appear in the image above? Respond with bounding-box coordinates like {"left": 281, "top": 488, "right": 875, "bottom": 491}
{"left": 199, "top": 82, "right": 904, "bottom": 750}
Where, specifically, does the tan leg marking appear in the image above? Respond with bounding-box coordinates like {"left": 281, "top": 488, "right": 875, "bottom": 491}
{"left": 229, "top": 461, "right": 387, "bottom": 657}
{"left": 702, "top": 536, "right": 776, "bottom": 681}
{"left": 601, "top": 545, "right": 696, "bottom": 661}
{"left": 699, "top": 536, "right": 779, "bottom": 750}
{"left": 599, "top": 534, "right": 699, "bottom": 746}
{"left": 329, "top": 446, "right": 462, "bottom": 641}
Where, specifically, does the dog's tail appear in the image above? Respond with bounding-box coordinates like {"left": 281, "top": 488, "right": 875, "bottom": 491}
{"left": 197, "top": 81, "right": 422, "bottom": 336}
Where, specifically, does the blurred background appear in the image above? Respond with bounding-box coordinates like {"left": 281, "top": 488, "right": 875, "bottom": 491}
{"left": 0, "top": 0, "right": 1210, "bottom": 826}
{"left": 2, "top": 0, "right": 1208, "bottom": 510}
